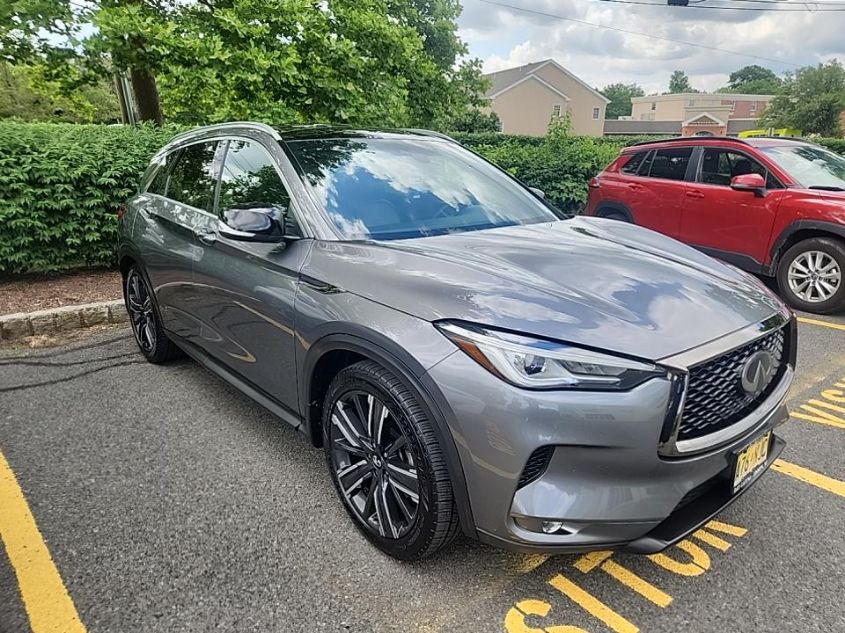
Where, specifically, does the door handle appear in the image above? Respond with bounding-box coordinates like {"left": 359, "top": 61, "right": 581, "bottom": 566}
{"left": 197, "top": 231, "right": 217, "bottom": 245}
{"left": 685, "top": 190, "right": 705, "bottom": 199}
{"left": 628, "top": 183, "right": 644, "bottom": 191}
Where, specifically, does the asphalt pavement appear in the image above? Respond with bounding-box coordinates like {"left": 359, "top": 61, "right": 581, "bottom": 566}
{"left": 1, "top": 313, "right": 843, "bottom": 633}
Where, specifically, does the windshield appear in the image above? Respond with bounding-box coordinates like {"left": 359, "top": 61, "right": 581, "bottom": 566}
{"left": 286, "top": 137, "right": 560, "bottom": 240}
{"left": 761, "top": 145, "right": 845, "bottom": 190}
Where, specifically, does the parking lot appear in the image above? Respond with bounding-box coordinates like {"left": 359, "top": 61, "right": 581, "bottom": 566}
{"left": 1, "top": 312, "right": 843, "bottom": 633}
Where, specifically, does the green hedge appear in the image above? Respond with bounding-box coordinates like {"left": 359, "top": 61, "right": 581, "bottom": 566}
{"left": 1, "top": 121, "right": 843, "bottom": 274}
{"left": 0, "top": 122, "right": 183, "bottom": 273}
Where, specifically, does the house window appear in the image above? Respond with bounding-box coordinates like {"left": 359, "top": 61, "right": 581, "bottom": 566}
{"left": 651, "top": 102, "right": 656, "bottom": 111}
{"left": 688, "top": 99, "right": 695, "bottom": 107}
{"left": 750, "top": 102, "right": 758, "bottom": 114}
{"left": 592, "top": 107, "right": 600, "bottom": 120}
{"left": 729, "top": 100, "right": 736, "bottom": 113}
{"left": 552, "top": 104, "right": 562, "bottom": 118}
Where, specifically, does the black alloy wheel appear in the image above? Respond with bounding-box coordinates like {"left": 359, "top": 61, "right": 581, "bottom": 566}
{"left": 329, "top": 389, "right": 420, "bottom": 539}
{"left": 124, "top": 265, "right": 180, "bottom": 363}
{"left": 323, "top": 361, "right": 460, "bottom": 560}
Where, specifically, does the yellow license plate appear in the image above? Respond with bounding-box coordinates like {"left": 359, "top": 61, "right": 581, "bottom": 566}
{"left": 733, "top": 431, "right": 772, "bottom": 493}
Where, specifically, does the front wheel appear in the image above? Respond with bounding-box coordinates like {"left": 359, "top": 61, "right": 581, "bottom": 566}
{"left": 776, "top": 238, "right": 845, "bottom": 314}
{"left": 322, "top": 360, "right": 460, "bottom": 560}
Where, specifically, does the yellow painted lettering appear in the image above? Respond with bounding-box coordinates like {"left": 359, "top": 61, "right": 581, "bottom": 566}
{"left": 821, "top": 389, "right": 845, "bottom": 404}
{"left": 504, "top": 599, "right": 590, "bottom": 633}
{"left": 648, "top": 540, "right": 710, "bottom": 576}
{"left": 692, "top": 529, "right": 731, "bottom": 552}
{"left": 549, "top": 574, "right": 639, "bottom": 633}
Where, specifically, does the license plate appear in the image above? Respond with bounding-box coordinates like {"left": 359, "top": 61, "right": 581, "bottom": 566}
{"left": 732, "top": 431, "right": 772, "bottom": 493}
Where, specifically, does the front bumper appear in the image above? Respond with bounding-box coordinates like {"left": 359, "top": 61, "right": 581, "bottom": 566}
{"left": 426, "top": 337, "right": 792, "bottom": 554}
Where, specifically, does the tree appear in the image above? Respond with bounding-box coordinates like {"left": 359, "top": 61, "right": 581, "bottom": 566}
{"left": 2, "top": 0, "right": 487, "bottom": 127}
{"left": 0, "top": 62, "right": 119, "bottom": 122}
{"left": 667, "top": 70, "right": 697, "bottom": 94}
{"left": 762, "top": 60, "right": 845, "bottom": 136}
{"left": 599, "top": 82, "right": 645, "bottom": 119}
{"left": 446, "top": 109, "right": 500, "bottom": 133}
{"left": 723, "top": 65, "right": 782, "bottom": 95}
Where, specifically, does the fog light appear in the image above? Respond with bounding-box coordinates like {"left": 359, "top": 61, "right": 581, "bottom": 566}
{"left": 541, "top": 520, "right": 565, "bottom": 534}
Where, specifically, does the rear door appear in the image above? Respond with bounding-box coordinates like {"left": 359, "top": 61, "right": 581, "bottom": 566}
{"left": 133, "top": 141, "right": 221, "bottom": 339}
{"left": 190, "top": 136, "right": 312, "bottom": 415}
{"left": 680, "top": 146, "right": 785, "bottom": 268}
{"left": 632, "top": 146, "right": 695, "bottom": 239}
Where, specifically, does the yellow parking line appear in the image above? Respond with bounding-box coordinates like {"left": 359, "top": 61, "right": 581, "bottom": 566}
{"left": 772, "top": 459, "right": 845, "bottom": 498}
{"left": 797, "top": 316, "right": 845, "bottom": 332}
{"left": 0, "top": 449, "right": 86, "bottom": 633}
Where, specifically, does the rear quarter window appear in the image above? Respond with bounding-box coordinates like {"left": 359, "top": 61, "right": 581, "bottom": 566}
{"left": 620, "top": 151, "right": 648, "bottom": 174}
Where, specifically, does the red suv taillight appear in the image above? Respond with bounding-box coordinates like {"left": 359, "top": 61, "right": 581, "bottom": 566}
{"left": 117, "top": 203, "right": 127, "bottom": 219}
{"left": 588, "top": 177, "right": 600, "bottom": 189}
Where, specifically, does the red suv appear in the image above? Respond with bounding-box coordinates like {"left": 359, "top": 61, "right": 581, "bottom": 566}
{"left": 584, "top": 137, "right": 845, "bottom": 313}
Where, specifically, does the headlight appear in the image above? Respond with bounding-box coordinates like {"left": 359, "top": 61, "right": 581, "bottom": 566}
{"left": 436, "top": 322, "right": 665, "bottom": 391}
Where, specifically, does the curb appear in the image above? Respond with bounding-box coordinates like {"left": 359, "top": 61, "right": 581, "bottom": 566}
{"left": 0, "top": 300, "right": 128, "bottom": 342}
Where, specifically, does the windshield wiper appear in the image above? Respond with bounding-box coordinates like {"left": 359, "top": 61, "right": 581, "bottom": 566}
{"left": 808, "top": 185, "right": 845, "bottom": 191}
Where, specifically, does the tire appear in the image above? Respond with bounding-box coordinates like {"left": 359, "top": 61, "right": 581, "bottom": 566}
{"left": 776, "top": 237, "right": 845, "bottom": 314}
{"left": 322, "top": 360, "right": 460, "bottom": 560}
{"left": 123, "top": 265, "right": 181, "bottom": 363}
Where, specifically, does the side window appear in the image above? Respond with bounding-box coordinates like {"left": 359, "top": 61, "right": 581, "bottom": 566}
{"left": 647, "top": 147, "right": 693, "bottom": 181}
{"left": 166, "top": 142, "right": 219, "bottom": 210}
{"left": 145, "top": 151, "right": 180, "bottom": 196}
{"left": 699, "top": 148, "right": 781, "bottom": 189}
{"left": 218, "top": 140, "right": 301, "bottom": 236}
{"left": 620, "top": 151, "right": 647, "bottom": 174}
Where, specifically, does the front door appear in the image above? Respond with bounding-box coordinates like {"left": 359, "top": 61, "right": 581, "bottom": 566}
{"left": 680, "top": 147, "right": 784, "bottom": 267}
{"left": 191, "top": 137, "right": 311, "bottom": 416}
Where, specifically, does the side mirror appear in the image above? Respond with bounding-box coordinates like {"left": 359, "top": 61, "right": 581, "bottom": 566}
{"left": 730, "top": 173, "right": 767, "bottom": 198}
{"left": 529, "top": 187, "right": 546, "bottom": 199}
{"left": 218, "top": 205, "right": 286, "bottom": 242}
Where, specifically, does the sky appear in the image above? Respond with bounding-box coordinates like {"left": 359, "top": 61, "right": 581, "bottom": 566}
{"left": 456, "top": 0, "right": 845, "bottom": 94}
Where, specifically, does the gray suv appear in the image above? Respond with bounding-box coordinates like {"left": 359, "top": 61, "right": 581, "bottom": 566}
{"left": 120, "top": 122, "right": 796, "bottom": 560}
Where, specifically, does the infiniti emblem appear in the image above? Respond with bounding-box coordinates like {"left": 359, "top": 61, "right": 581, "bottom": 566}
{"left": 371, "top": 454, "right": 383, "bottom": 469}
{"left": 740, "top": 350, "right": 775, "bottom": 396}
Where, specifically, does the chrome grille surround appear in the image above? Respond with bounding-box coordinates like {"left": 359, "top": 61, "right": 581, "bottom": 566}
{"left": 679, "top": 328, "right": 785, "bottom": 441}
{"left": 658, "top": 310, "right": 794, "bottom": 457}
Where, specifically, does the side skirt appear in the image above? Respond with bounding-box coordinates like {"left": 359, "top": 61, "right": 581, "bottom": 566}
{"left": 168, "top": 331, "right": 304, "bottom": 432}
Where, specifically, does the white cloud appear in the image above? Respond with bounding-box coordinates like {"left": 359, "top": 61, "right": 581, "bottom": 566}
{"left": 458, "top": 0, "right": 845, "bottom": 93}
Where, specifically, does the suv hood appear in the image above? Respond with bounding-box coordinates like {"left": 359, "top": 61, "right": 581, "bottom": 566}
{"left": 305, "top": 217, "right": 785, "bottom": 360}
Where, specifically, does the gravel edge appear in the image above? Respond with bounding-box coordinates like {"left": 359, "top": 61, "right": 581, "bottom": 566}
{"left": 0, "top": 300, "right": 128, "bottom": 341}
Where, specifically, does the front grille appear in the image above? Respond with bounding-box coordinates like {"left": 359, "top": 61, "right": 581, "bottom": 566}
{"left": 517, "top": 446, "right": 554, "bottom": 489}
{"left": 678, "top": 327, "right": 786, "bottom": 441}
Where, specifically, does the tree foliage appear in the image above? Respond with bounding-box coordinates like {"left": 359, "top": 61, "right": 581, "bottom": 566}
{"left": 600, "top": 82, "right": 644, "bottom": 119}
{"left": 0, "top": 62, "right": 119, "bottom": 122}
{"left": 762, "top": 60, "right": 845, "bottom": 136}
{"left": 667, "top": 70, "right": 697, "bottom": 94}
{"left": 722, "top": 65, "right": 782, "bottom": 95}
{"left": 1, "top": 0, "right": 487, "bottom": 128}
{"left": 447, "top": 108, "right": 501, "bottom": 133}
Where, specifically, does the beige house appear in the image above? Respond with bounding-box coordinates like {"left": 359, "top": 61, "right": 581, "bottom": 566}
{"left": 483, "top": 60, "right": 609, "bottom": 136}
{"left": 622, "top": 92, "right": 774, "bottom": 136}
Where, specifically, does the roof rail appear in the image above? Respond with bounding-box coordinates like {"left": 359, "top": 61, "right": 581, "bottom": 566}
{"left": 630, "top": 136, "right": 748, "bottom": 147}
{"left": 403, "top": 128, "right": 458, "bottom": 143}
{"left": 165, "top": 121, "right": 282, "bottom": 147}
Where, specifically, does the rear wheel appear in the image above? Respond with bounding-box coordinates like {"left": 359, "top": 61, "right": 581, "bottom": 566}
{"left": 124, "top": 266, "right": 181, "bottom": 362}
{"left": 776, "top": 237, "right": 845, "bottom": 314}
{"left": 322, "top": 360, "right": 459, "bottom": 560}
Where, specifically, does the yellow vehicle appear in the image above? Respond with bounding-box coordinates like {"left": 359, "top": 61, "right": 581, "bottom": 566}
{"left": 738, "top": 128, "right": 802, "bottom": 138}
